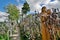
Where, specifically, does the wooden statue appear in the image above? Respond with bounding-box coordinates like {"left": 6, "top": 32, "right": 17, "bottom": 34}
{"left": 40, "top": 6, "right": 50, "bottom": 40}
{"left": 47, "top": 9, "right": 54, "bottom": 40}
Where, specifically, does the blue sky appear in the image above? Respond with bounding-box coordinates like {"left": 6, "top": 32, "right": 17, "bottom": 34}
{"left": 0, "top": 0, "right": 59, "bottom": 12}
{"left": 40, "top": 0, "right": 55, "bottom": 6}
{"left": 0, "top": 0, "right": 60, "bottom": 22}
{"left": 50, "top": 0, "right": 55, "bottom": 2}
{"left": 0, "top": 0, "right": 25, "bottom": 12}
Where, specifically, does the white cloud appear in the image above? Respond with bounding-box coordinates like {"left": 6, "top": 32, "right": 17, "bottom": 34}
{"left": 17, "top": 0, "right": 60, "bottom": 13}
{"left": 0, "top": 0, "right": 60, "bottom": 22}
{"left": 16, "top": 0, "right": 51, "bottom": 12}
{"left": 0, "top": 11, "right": 9, "bottom": 22}
{"left": 26, "top": 0, "right": 50, "bottom": 12}
{"left": 25, "top": 0, "right": 60, "bottom": 12}
{"left": 46, "top": 0, "right": 60, "bottom": 9}
{"left": 0, "top": 11, "right": 9, "bottom": 16}
{"left": 17, "top": 4, "right": 23, "bottom": 13}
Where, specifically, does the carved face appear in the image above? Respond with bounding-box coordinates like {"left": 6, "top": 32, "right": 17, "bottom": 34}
{"left": 47, "top": 9, "right": 51, "bottom": 15}
{"left": 43, "top": 8, "right": 46, "bottom": 12}
{"left": 42, "top": 6, "right": 47, "bottom": 12}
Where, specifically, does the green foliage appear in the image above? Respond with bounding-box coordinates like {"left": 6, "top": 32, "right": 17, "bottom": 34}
{"left": 0, "top": 22, "right": 9, "bottom": 40}
{"left": 6, "top": 4, "right": 20, "bottom": 21}
{"left": 0, "top": 33, "right": 8, "bottom": 40}
{"left": 22, "top": 1, "right": 30, "bottom": 14}
{"left": 20, "top": 25, "right": 30, "bottom": 40}
{"left": 35, "top": 33, "right": 42, "bottom": 40}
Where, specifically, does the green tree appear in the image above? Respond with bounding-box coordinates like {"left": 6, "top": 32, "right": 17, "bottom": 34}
{"left": 22, "top": 1, "right": 30, "bottom": 14}
{"left": 5, "top": 4, "right": 20, "bottom": 40}
{"left": 21, "top": 1, "right": 30, "bottom": 21}
{"left": 20, "top": 2, "right": 30, "bottom": 40}
{"left": 6, "top": 4, "right": 20, "bottom": 22}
